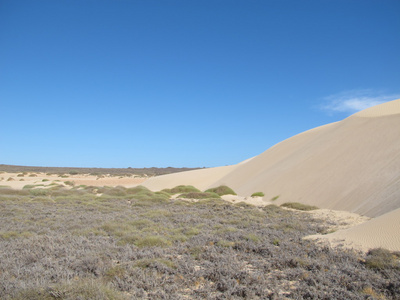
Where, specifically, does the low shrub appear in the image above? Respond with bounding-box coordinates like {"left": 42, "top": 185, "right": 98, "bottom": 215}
{"left": 162, "top": 185, "right": 201, "bottom": 194}
{"left": 178, "top": 192, "right": 220, "bottom": 199}
{"left": 205, "top": 185, "right": 237, "bottom": 196}
{"left": 251, "top": 192, "right": 264, "bottom": 197}
{"left": 281, "top": 202, "right": 319, "bottom": 211}
{"left": 365, "top": 248, "right": 400, "bottom": 270}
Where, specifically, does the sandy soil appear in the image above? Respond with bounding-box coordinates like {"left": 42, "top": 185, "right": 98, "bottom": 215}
{"left": 306, "top": 208, "right": 400, "bottom": 252}
{"left": 0, "top": 172, "right": 147, "bottom": 189}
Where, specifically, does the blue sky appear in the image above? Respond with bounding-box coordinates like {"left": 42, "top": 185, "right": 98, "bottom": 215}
{"left": 1, "top": 0, "right": 399, "bottom": 168}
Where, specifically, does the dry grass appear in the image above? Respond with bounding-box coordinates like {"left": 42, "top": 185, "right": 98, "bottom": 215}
{"left": 0, "top": 186, "right": 399, "bottom": 299}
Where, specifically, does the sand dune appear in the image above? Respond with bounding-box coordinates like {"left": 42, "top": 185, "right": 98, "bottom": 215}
{"left": 144, "top": 99, "right": 400, "bottom": 219}
{"left": 143, "top": 165, "right": 238, "bottom": 191}
{"left": 307, "top": 207, "right": 400, "bottom": 252}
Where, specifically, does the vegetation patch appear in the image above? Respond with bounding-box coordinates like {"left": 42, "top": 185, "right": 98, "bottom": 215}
{"left": 281, "top": 202, "right": 319, "bottom": 211}
{"left": 364, "top": 248, "right": 400, "bottom": 270}
{"left": 0, "top": 186, "right": 398, "bottom": 299}
{"left": 205, "top": 185, "right": 237, "bottom": 196}
{"left": 178, "top": 192, "right": 221, "bottom": 199}
{"left": 251, "top": 192, "right": 264, "bottom": 197}
{"left": 162, "top": 185, "right": 201, "bottom": 194}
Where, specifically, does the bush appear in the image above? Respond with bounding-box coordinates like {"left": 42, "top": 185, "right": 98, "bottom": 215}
{"left": 281, "top": 202, "right": 318, "bottom": 211}
{"left": 178, "top": 192, "right": 221, "bottom": 199}
{"left": 251, "top": 192, "right": 264, "bottom": 197}
{"left": 162, "top": 185, "right": 201, "bottom": 194}
{"left": 365, "top": 248, "right": 400, "bottom": 270}
{"left": 205, "top": 185, "right": 237, "bottom": 196}
{"left": 126, "top": 185, "right": 151, "bottom": 195}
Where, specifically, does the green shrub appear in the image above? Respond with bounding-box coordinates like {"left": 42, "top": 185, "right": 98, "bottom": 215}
{"left": 29, "top": 189, "right": 49, "bottom": 196}
{"left": 205, "top": 185, "right": 237, "bottom": 196}
{"left": 162, "top": 185, "right": 201, "bottom": 194}
{"left": 281, "top": 202, "right": 318, "bottom": 211}
{"left": 251, "top": 192, "right": 264, "bottom": 197}
{"left": 271, "top": 195, "right": 280, "bottom": 201}
{"left": 178, "top": 192, "right": 221, "bottom": 199}
{"left": 126, "top": 185, "right": 151, "bottom": 195}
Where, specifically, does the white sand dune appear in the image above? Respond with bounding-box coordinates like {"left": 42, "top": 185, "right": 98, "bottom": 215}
{"left": 144, "top": 99, "right": 400, "bottom": 219}
{"left": 143, "top": 165, "right": 238, "bottom": 191}
{"left": 307, "top": 207, "right": 400, "bottom": 252}
{"left": 143, "top": 99, "right": 400, "bottom": 251}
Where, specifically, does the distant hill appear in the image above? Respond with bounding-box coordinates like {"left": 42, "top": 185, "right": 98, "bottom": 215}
{"left": 0, "top": 164, "right": 202, "bottom": 177}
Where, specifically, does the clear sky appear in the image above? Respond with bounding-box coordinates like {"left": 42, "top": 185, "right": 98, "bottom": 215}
{"left": 1, "top": 0, "right": 399, "bottom": 168}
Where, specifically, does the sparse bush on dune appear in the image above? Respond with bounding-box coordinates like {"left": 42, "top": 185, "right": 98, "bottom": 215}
{"left": 271, "top": 195, "right": 280, "bottom": 201}
{"left": 251, "top": 191, "right": 264, "bottom": 197}
{"left": 281, "top": 202, "right": 319, "bottom": 211}
{"left": 0, "top": 186, "right": 399, "bottom": 299}
{"left": 162, "top": 185, "right": 201, "bottom": 194}
{"left": 205, "top": 185, "right": 237, "bottom": 196}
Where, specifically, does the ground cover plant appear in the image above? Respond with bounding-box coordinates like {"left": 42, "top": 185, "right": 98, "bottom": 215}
{"left": 205, "top": 185, "right": 237, "bottom": 196}
{"left": 0, "top": 185, "right": 399, "bottom": 299}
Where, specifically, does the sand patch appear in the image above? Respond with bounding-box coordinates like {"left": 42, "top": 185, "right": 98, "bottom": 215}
{"left": 0, "top": 172, "right": 147, "bottom": 189}
{"left": 305, "top": 208, "right": 400, "bottom": 252}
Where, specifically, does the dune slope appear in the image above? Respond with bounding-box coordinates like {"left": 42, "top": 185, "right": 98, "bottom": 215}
{"left": 309, "top": 207, "right": 400, "bottom": 252}
{"left": 144, "top": 99, "right": 400, "bottom": 218}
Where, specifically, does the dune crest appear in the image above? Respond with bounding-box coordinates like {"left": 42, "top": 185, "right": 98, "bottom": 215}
{"left": 352, "top": 98, "right": 400, "bottom": 118}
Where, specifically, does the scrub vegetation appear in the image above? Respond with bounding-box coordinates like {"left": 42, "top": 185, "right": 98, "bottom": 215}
{"left": 0, "top": 164, "right": 201, "bottom": 177}
{"left": 205, "top": 185, "right": 237, "bottom": 196}
{"left": 0, "top": 185, "right": 399, "bottom": 299}
{"left": 281, "top": 202, "right": 319, "bottom": 211}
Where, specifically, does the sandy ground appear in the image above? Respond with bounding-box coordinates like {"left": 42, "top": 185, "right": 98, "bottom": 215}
{"left": 306, "top": 208, "right": 400, "bottom": 253}
{"left": 0, "top": 172, "right": 147, "bottom": 189}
